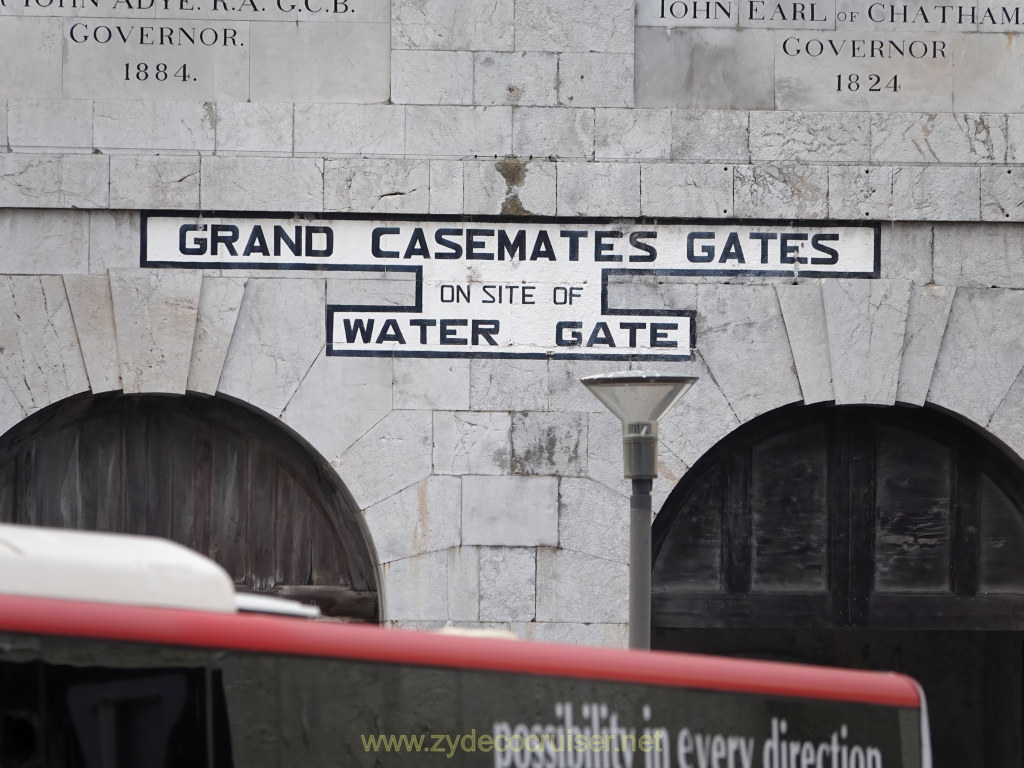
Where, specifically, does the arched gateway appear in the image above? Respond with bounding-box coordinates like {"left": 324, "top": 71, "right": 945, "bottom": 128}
{"left": 0, "top": 392, "right": 380, "bottom": 621}
{"left": 653, "top": 403, "right": 1024, "bottom": 767}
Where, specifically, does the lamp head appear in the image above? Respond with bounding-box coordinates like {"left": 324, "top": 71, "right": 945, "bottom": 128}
{"left": 582, "top": 371, "right": 698, "bottom": 479}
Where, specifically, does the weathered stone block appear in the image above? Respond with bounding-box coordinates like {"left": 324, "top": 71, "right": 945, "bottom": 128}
{"left": 0, "top": 209, "right": 89, "bottom": 275}
{"left": 515, "top": 0, "right": 633, "bottom": 53}
{"left": 94, "top": 100, "right": 214, "bottom": 153}
{"left": 200, "top": 157, "right": 323, "bottom": 211}
{"left": 880, "top": 223, "right": 933, "bottom": 284}
{"left": 364, "top": 476, "right": 461, "bottom": 564}
{"left": 335, "top": 410, "right": 433, "bottom": 510}
{"left": 635, "top": 28, "right": 773, "bottom": 109}
{"left": 462, "top": 476, "right": 558, "bottom": 547}
{"left": 433, "top": 411, "right": 511, "bottom": 476}
{"left": 750, "top": 112, "right": 870, "bottom": 163}
{"left": 823, "top": 279, "right": 911, "bottom": 405}
{"left": 109, "top": 269, "right": 203, "bottom": 395}
{"left": 697, "top": 284, "right": 802, "bottom": 422}
{"left": 324, "top": 159, "right": 430, "bottom": 213}
{"left": 511, "top": 621, "right": 628, "bottom": 648}
{"left": 0, "top": 374, "right": 26, "bottom": 438}
{"left": 672, "top": 109, "right": 749, "bottom": 162}
{"left": 896, "top": 284, "right": 955, "bottom": 407}
{"left": 928, "top": 288, "right": 1024, "bottom": 426}
{"left": 556, "top": 161, "right": 639, "bottom": 216}
{"left": 215, "top": 102, "right": 293, "bottom": 154}
{"left": 0, "top": 19, "right": 61, "bottom": 100}
{"left": 88, "top": 212, "right": 140, "bottom": 274}
{"left": 981, "top": 167, "right": 1024, "bottom": 222}
{"left": 64, "top": 275, "right": 121, "bottom": 393}
{"left": 733, "top": 165, "right": 828, "bottom": 219}
{"left": 474, "top": 52, "right": 557, "bottom": 106}
{"left": 282, "top": 354, "right": 393, "bottom": 465}
{"left": 535, "top": 548, "right": 628, "bottom": 623}
{"left": 892, "top": 167, "right": 981, "bottom": 221}
{"left": 218, "top": 278, "right": 326, "bottom": 415}
{"left": 934, "top": 223, "right": 1024, "bottom": 287}
{"left": 510, "top": 411, "right": 587, "bottom": 476}
{"left": 479, "top": 547, "right": 536, "bottom": 621}
{"left": 775, "top": 284, "right": 834, "bottom": 405}
{"left": 986, "top": 371, "right": 1024, "bottom": 464}
{"left": 394, "top": 357, "right": 471, "bottom": 410}
{"left": 464, "top": 158, "right": 555, "bottom": 216}
{"left": 558, "top": 54, "right": 632, "bottom": 108}
{"left": 249, "top": 23, "right": 389, "bottom": 103}
{"left": 392, "top": 50, "right": 473, "bottom": 105}
{"left": 512, "top": 107, "right": 594, "bottom": 159}
{"left": 596, "top": 109, "right": 672, "bottom": 160}
{"left": 406, "top": 106, "right": 513, "bottom": 158}
{"left": 430, "top": 160, "right": 465, "bottom": 215}
{"left": 393, "top": 0, "right": 514, "bottom": 51}
{"left": 186, "top": 277, "right": 245, "bottom": 396}
{"left": 828, "top": 166, "right": 893, "bottom": 220}
{"left": 294, "top": 104, "right": 405, "bottom": 155}
{"left": 470, "top": 359, "right": 549, "bottom": 411}
{"left": 872, "top": 113, "right": 1007, "bottom": 164}
{"left": 640, "top": 163, "right": 733, "bottom": 218}
{"left": 558, "top": 478, "right": 628, "bottom": 564}
{"left": 381, "top": 549, "right": 449, "bottom": 622}
{"left": 0, "top": 154, "right": 108, "bottom": 209}
{"left": 110, "top": 156, "right": 200, "bottom": 209}
{"left": 448, "top": 547, "right": 480, "bottom": 621}
{"left": 0, "top": 276, "right": 90, "bottom": 413}
{"left": 8, "top": 100, "right": 92, "bottom": 151}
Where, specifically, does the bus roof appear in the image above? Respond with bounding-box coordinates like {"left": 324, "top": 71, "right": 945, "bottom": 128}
{"left": 0, "top": 523, "right": 237, "bottom": 613}
{"left": 0, "top": 591, "right": 923, "bottom": 710}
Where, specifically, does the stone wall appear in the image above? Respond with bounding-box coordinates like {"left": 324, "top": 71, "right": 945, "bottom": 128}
{"left": 2, "top": 0, "right": 1023, "bottom": 644}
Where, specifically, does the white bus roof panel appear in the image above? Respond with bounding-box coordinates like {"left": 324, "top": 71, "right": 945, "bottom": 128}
{"left": 0, "top": 523, "right": 237, "bottom": 613}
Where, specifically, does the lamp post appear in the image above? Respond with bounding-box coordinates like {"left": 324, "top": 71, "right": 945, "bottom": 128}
{"left": 581, "top": 371, "right": 698, "bottom": 650}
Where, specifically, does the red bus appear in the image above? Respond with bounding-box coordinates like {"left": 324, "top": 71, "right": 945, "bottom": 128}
{"left": 0, "top": 523, "right": 931, "bottom": 768}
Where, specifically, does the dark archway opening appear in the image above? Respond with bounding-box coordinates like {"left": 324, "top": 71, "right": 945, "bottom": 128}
{"left": 652, "top": 403, "right": 1024, "bottom": 767}
{"left": 0, "top": 392, "right": 379, "bottom": 621}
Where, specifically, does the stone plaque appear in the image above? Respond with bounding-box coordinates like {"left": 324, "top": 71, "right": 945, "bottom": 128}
{"left": 142, "top": 212, "right": 879, "bottom": 361}
{"left": 0, "top": 0, "right": 388, "bottom": 101}
{"left": 635, "top": 0, "right": 1024, "bottom": 111}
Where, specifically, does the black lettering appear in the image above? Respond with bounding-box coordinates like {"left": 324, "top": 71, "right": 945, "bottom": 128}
{"left": 409, "top": 318, "right": 436, "bottom": 344}
{"left": 210, "top": 224, "right": 238, "bottom": 256}
{"left": 372, "top": 227, "right": 400, "bottom": 258}
{"left": 242, "top": 227, "right": 270, "bottom": 256}
{"left": 304, "top": 225, "right": 332, "bottom": 257}
{"left": 587, "top": 322, "right": 615, "bottom": 347}
{"left": 482, "top": 286, "right": 496, "bottom": 304}
{"left": 530, "top": 231, "right": 556, "bottom": 261}
{"left": 434, "top": 228, "right": 463, "bottom": 259}
{"left": 810, "top": 233, "right": 840, "bottom": 265}
{"left": 619, "top": 322, "right": 646, "bottom": 346}
{"left": 749, "top": 232, "right": 778, "bottom": 264}
{"left": 780, "top": 233, "right": 808, "bottom": 264}
{"left": 274, "top": 226, "right": 301, "bottom": 256}
{"left": 687, "top": 232, "right": 716, "bottom": 263}
{"left": 375, "top": 319, "right": 406, "bottom": 344}
{"left": 179, "top": 224, "right": 207, "bottom": 255}
{"left": 628, "top": 231, "right": 657, "bottom": 262}
{"left": 440, "top": 319, "right": 468, "bottom": 345}
{"left": 560, "top": 230, "right": 588, "bottom": 261}
{"left": 594, "top": 231, "right": 623, "bottom": 262}
{"left": 651, "top": 323, "right": 678, "bottom": 348}
{"left": 556, "top": 321, "right": 582, "bottom": 346}
{"left": 497, "top": 230, "right": 526, "bottom": 261}
{"left": 404, "top": 227, "right": 431, "bottom": 259}
{"left": 472, "top": 319, "right": 500, "bottom": 346}
{"left": 466, "top": 229, "right": 494, "bottom": 260}
{"left": 343, "top": 318, "right": 374, "bottom": 343}
{"left": 719, "top": 232, "right": 745, "bottom": 263}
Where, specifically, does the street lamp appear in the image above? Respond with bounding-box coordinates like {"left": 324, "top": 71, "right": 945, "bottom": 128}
{"left": 581, "top": 371, "right": 698, "bottom": 650}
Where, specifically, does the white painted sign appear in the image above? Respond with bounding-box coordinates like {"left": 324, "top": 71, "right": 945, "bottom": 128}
{"left": 142, "top": 213, "right": 879, "bottom": 360}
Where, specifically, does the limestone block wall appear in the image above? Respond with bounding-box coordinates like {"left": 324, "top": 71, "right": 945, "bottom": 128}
{"left": 3, "top": 0, "right": 1024, "bottom": 644}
